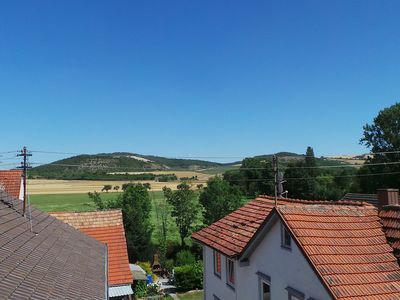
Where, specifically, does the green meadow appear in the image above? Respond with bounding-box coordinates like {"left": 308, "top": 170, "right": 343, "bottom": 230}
{"left": 30, "top": 191, "right": 194, "bottom": 244}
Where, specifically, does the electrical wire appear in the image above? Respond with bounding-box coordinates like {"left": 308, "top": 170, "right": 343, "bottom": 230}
{"left": 27, "top": 160, "right": 400, "bottom": 171}
{"left": 29, "top": 149, "right": 400, "bottom": 157}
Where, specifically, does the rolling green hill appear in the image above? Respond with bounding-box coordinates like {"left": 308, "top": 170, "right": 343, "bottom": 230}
{"left": 29, "top": 152, "right": 222, "bottom": 179}
{"left": 29, "top": 151, "right": 350, "bottom": 180}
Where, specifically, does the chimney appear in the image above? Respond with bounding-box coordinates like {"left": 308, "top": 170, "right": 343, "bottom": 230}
{"left": 377, "top": 189, "right": 399, "bottom": 208}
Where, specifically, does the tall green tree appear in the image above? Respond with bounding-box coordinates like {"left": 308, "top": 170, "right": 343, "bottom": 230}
{"left": 121, "top": 184, "right": 153, "bottom": 261}
{"left": 358, "top": 103, "right": 400, "bottom": 192}
{"left": 153, "top": 192, "right": 170, "bottom": 265}
{"left": 90, "top": 183, "right": 153, "bottom": 261}
{"left": 284, "top": 147, "right": 317, "bottom": 199}
{"left": 163, "top": 183, "right": 200, "bottom": 247}
{"left": 305, "top": 146, "right": 318, "bottom": 177}
{"left": 223, "top": 157, "right": 274, "bottom": 197}
{"left": 199, "top": 176, "right": 243, "bottom": 225}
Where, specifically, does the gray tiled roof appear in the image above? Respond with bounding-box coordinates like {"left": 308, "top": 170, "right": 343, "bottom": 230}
{"left": 0, "top": 191, "right": 107, "bottom": 300}
{"left": 342, "top": 193, "right": 380, "bottom": 206}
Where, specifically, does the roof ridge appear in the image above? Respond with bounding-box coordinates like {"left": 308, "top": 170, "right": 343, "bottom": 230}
{"left": 257, "top": 195, "right": 371, "bottom": 207}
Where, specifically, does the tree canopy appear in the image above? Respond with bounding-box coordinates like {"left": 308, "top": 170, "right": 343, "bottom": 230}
{"left": 357, "top": 103, "right": 400, "bottom": 192}
{"left": 199, "top": 176, "right": 243, "bottom": 225}
{"left": 89, "top": 183, "right": 153, "bottom": 261}
{"left": 223, "top": 157, "right": 274, "bottom": 197}
{"left": 163, "top": 183, "right": 201, "bottom": 247}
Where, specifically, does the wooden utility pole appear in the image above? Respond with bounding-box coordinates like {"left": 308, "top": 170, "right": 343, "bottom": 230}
{"left": 17, "top": 146, "right": 32, "bottom": 216}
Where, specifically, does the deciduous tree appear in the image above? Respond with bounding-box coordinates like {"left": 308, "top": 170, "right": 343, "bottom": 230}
{"left": 163, "top": 183, "right": 200, "bottom": 247}
{"left": 358, "top": 103, "right": 400, "bottom": 191}
{"left": 199, "top": 176, "right": 243, "bottom": 225}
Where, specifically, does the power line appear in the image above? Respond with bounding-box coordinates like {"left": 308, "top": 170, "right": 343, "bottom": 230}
{"left": 29, "top": 149, "right": 400, "bottom": 158}
{"left": 0, "top": 150, "right": 18, "bottom": 154}
{"left": 217, "top": 171, "right": 400, "bottom": 182}
{"left": 25, "top": 160, "right": 400, "bottom": 173}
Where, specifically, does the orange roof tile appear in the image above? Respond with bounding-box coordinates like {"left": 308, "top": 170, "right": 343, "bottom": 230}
{"left": 279, "top": 203, "right": 400, "bottom": 299}
{"left": 379, "top": 205, "right": 400, "bottom": 257}
{"left": 192, "top": 196, "right": 400, "bottom": 299}
{"left": 0, "top": 170, "right": 22, "bottom": 199}
{"left": 50, "top": 210, "right": 133, "bottom": 286}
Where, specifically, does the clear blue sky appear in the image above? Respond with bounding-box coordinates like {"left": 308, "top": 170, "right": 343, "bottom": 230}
{"left": 1, "top": 0, "right": 399, "bottom": 164}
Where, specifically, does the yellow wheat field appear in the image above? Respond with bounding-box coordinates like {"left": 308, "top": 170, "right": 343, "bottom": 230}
{"left": 27, "top": 171, "right": 212, "bottom": 194}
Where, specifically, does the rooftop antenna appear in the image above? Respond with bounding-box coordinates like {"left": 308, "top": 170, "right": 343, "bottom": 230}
{"left": 278, "top": 171, "right": 286, "bottom": 198}
{"left": 273, "top": 155, "right": 278, "bottom": 206}
{"left": 17, "top": 146, "right": 32, "bottom": 217}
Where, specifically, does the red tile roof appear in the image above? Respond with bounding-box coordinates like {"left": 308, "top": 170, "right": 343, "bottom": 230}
{"left": 50, "top": 210, "right": 133, "bottom": 286}
{"left": 192, "top": 196, "right": 400, "bottom": 299}
{"left": 379, "top": 205, "right": 400, "bottom": 260}
{"left": 192, "top": 196, "right": 276, "bottom": 256}
{"left": 279, "top": 203, "right": 400, "bottom": 299}
{"left": 0, "top": 170, "right": 22, "bottom": 199}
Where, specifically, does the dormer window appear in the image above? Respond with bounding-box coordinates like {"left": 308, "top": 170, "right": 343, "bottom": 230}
{"left": 281, "top": 224, "right": 291, "bottom": 249}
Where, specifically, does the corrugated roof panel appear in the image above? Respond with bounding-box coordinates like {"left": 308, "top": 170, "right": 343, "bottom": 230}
{"left": 109, "top": 285, "right": 133, "bottom": 297}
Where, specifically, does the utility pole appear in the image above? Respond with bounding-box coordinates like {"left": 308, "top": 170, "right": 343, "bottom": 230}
{"left": 17, "top": 146, "right": 32, "bottom": 216}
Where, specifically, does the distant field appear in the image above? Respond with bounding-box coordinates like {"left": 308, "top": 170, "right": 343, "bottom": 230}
{"left": 199, "top": 164, "right": 241, "bottom": 175}
{"left": 27, "top": 170, "right": 212, "bottom": 195}
{"left": 30, "top": 191, "right": 198, "bottom": 244}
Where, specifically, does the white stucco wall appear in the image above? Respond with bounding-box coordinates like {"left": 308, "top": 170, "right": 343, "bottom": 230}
{"left": 203, "top": 219, "right": 332, "bottom": 300}
{"left": 19, "top": 178, "right": 24, "bottom": 200}
{"left": 204, "top": 245, "right": 236, "bottom": 300}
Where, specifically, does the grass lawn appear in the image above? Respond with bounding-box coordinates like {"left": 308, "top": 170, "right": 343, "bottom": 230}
{"left": 30, "top": 191, "right": 201, "bottom": 244}
{"left": 177, "top": 291, "right": 204, "bottom": 300}
{"left": 30, "top": 192, "right": 120, "bottom": 212}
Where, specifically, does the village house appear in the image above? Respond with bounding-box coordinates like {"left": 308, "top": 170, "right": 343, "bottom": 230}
{"left": 192, "top": 189, "right": 400, "bottom": 300}
{"left": 0, "top": 170, "right": 23, "bottom": 200}
{"left": 0, "top": 189, "right": 107, "bottom": 299}
{"left": 50, "top": 210, "right": 134, "bottom": 299}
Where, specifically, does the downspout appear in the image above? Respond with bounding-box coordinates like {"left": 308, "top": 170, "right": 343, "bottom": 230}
{"left": 105, "top": 244, "right": 109, "bottom": 300}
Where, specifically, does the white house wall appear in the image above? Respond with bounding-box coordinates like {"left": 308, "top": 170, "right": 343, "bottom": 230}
{"left": 19, "top": 178, "right": 23, "bottom": 200}
{"left": 203, "top": 219, "right": 332, "bottom": 300}
{"left": 204, "top": 246, "right": 236, "bottom": 300}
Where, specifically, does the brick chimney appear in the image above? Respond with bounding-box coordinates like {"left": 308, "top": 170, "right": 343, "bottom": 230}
{"left": 377, "top": 189, "right": 399, "bottom": 208}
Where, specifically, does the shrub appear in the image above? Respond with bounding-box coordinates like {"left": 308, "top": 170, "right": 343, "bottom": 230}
{"left": 134, "top": 281, "right": 147, "bottom": 298}
{"left": 176, "top": 250, "right": 196, "bottom": 266}
{"left": 164, "top": 259, "right": 175, "bottom": 272}
{"left": 146, "top": 283, "right": 159, "bottom": 296}
{"left": 174, "top": 262, "right": 203, "bottom": 291}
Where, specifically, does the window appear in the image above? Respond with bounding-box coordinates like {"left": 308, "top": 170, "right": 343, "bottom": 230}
{"left": 226, "top": 258, "right": 235, "bottom": 287}
{"left": 213, "top": 250, "right": 221, "bottom": 277}
{"left": 261, "top": 280, "right": 271, "bottom": 300}
{"left": 286, "top": 287, "right": 305, "bottom": 300}
{"left": 281, "top": 224, "right": 291, "bottom": 249}
{"left": 257, "top": 272, "right": 271, "bottom": 300}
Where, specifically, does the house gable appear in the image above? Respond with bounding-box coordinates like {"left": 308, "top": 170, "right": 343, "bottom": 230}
{"left": 194, "top": 196, "right": 400, "bottom": 299}
{"left": 237, "top": 217, "right": 332, "bottom": 300}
